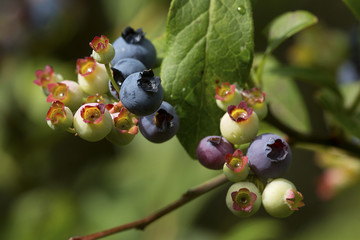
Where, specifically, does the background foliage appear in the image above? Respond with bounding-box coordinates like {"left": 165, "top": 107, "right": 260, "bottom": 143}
{"left": 0, "top": 0, "right": 360, "bottom": 239}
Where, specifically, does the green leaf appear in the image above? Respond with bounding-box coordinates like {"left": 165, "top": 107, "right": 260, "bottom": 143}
{"left": 317, "top": 89, "right": 360, "bottom": 139}
{"left": 268, "top": 66, "right": 342, "bottom": 97}
{"left": 265, "top": 10, "right": 318, "bottom": 54}
{"left": 343, "top": 0, "right": 360, "bottom": 21}
{"left": 161, "top": 0, "right": 254, "bottom": 158}
{"left": 262, "top": 56, "right": 311, "bottom": 134}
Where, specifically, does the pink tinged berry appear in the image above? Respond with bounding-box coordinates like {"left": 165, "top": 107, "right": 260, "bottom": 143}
{"left": 73, "top": 103, "right": 113, "bottom": 142}
{"left": 86, "top": 94, "right": 105, "bottom": 103}
{"left": 215, "top": 82, "right": 242, "bottom": 111}
{"left": 262, "top": 178, "right": 304, "bottom": 218}
{"left": 220, "top": 101, "right": 259, "bottom": 145}
{"left": 223, "top": 149, "right": 250, "bottom": 182}
{"left": 34, "top": 65, "right": 63, "bottom": 95}
{"left": 46, "top": 80, "right": 84, "bottom": 111}
{"left": 196, "top": 136, "right": 235, "bottom": 170}
{"left": 241, "top": 88, "right": 268, "bottom": 120}
{"left": 107, "top": 101, "right": 124, "bottom": 114}
{"left": 231, "top": 188, "right": 257, "bottom": 212}
{"left": 106, "top": 107, "right": 139, "bottom": 145}
{"left": 77, "top": 57, "right": 109, "bottom": 95}
{"left": 89, "top": 35, "right": 115, "bottom": 64}
{"left": 226, "top": 181, "right": 262, "bottom": 217}
{"left": 46, "top": 101, "right": 73, "bottom": 130}
{"left": 247, "top": 133, "right": 292, "bottom": 179}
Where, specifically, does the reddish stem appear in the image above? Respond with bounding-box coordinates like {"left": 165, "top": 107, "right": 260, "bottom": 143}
{"left": 69, "top": 174, "right": 228, "bottom": 240}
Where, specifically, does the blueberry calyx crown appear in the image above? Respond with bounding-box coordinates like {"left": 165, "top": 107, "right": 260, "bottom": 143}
{"left": 137, "top": 70, "right": 161, "bottom": 93}
{"left": 122, "top": 26, "right": 145, "bottom": 44}
{"left": 265, "top": 138, "right": 288, "bottom": 162}
{"left": 154, "top": 109, "right": 174, "bottom": 131}
{"left": 208, "top": 136, "right": 222, "bottom": 145}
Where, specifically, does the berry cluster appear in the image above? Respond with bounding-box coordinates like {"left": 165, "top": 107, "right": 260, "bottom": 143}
{"left": 34, "top": 27, "right": 179, "bottom": 145}
{"left": 196, "top": 83, "right": 305, "bottom": 218}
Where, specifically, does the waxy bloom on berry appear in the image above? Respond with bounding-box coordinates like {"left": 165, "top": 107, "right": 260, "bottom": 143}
{"left": 47, "top": 80, "right": 84, "bottom": 111}
{"left": 73, "top": 103, "right": 113, "bottom": 142}
{"left": 34, "top": 65, "right": 63, "bottom": 95}
{"left": 215, "top": 82, "right": 242, "bottom": 111}
{"left": 220, "top": 101, "right": 259, "bottom": 145}
{"left": 46, "top": 101, "right": 73, "bottom": 131}
{"left": 241, "top": 88, "right": 268, "bottom": 119}
{"left": 106, "top": 106, "right": 139, "bottom": 146}
{"left": 90, "top": 35, "right": 115, "bottom": 64}
{"left": 77, "top": 57, "right": 109, "bottom": 95}
{"left": 262, "top": 178, "right": 304, "bottom": 218}
{"left": 223, "top": 149, "right": 250, "bottom": 182}
{"left": 226, "top": 182, "right": 262, "bottom": 217}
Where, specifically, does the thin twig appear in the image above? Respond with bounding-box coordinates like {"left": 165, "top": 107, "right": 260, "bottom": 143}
{"left": 105, "top": 63, "right": 120, "bottom": 93}
{"left": 69, "top": 174, "right": 228, "bottom": 240}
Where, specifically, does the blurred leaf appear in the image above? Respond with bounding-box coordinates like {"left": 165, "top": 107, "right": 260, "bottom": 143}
{"left": 268, "top": 66, "right": 342, "bottom": 97}
{"left": 293, "top": 182, "right": 360, "bottom": 240}
{"left": 262, "top": 56, "right": 311, "bottom": 134}
{"left": 2, "top": 189, "right": 76, "bottom": 240}
{"left": 340, "top": 81, "right": 360, "bottom": 111}
{"left": 343, "top": 0, "right": 360, "bottom": 21}
{"left": 221, "top": 218, "right": 283, "bottom": 240}
{"left": 317, "top": 89, "right": 360, "bottom": 139}
{"left": 161, "top": 0, "right": 254, "bottom": 158}
{"left": 265, "top": 10, "right": 318, "bottom": 54}
{"left": 152, "top": 33, "right": 166, "bottom": 69}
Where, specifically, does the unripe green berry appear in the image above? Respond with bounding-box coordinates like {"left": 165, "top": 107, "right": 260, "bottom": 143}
{"left": 226, "top": 181, "right": 262, "bottom": 218}
{"left": 215, "top": 82, "right": 242, "bottom": 111}
{"left": 77, "top": 57, "right": 109, "bottom": 95}
{"left": 241, "top": 88, "right": 267, "bottom": 120}
{"left": 73, "top": 103, "right": 113, "bottom": 142}
{"left": 220, "top": 102, "right": 259, "bottom": 145}
{"left": 106, "top": 108, "right": 138, "bottom": 146}
{"left": 46, "top": 80, "right": 84, "bottom": 111}
{"left": 223, "top": 149, "right": 250, "bottom": 182}
{"left": 46, "top": 101, "right": 73, "bottom": 131}
{"left": 89, "top": 35, "right": 115, "bottom": 64}
{"left": 262, "top": 178, "right": 304, "bottom": 218}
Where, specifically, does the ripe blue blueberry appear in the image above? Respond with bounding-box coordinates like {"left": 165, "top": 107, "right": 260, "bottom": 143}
{"left": 111, "top": 26, "right": 157, "bottom": 68}
{"left": 120, "top": 69, "right": 163, "bottom": 116}
{"left": 247, "top": 133, "right": 292, "bottom": 179}
{"left": 196, "top": 136, "right": 235, "bottom": 170}
{"left": 109, "top": 58, "right": 147, "bottom": 100}
{"left": 138, "top": 101, "right": 179, "bottom": 143}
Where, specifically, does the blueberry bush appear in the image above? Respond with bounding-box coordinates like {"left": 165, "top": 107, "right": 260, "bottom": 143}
{"left": 1, "top": 0, "right": 360, "bottom": 240}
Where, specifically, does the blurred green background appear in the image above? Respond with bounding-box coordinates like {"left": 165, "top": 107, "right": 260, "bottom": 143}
{"left": 1, "top": 0, "right": 360, "bottom": 240}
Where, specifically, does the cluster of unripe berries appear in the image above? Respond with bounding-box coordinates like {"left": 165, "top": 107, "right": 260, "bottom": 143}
{"left": 34, "top": 27, "right": 179, "bottom": 145}
{"left": 196, "top": 83, "right": 304, "bottom": 218}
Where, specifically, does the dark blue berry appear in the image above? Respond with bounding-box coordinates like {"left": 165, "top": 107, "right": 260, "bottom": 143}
{"left": 109, "top": 58, "right": 147, "bottom": 100}
{"left": 196, "top": 136, "right": 235, "bottom": 170}
{"left": 111, "top": 27, "right": 156, "bottom": 68}
{"left": 138, "top": 101, "right": 179, "bottom": 143}
{"left": 247, "top": 133, "right": 292, "bottom": 179}
{"left": 120, "top": 69, "right": 163, "bottom": 116}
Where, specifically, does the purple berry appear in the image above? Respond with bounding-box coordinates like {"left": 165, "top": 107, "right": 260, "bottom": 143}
{"left": 138, "top": 101, "right": 179, "bottom": 143}
{"left": 196, "top": 136, "right": 235, "bottom": 170}
{"left": 247, "top": 133, "right": 292, "bottom": 179}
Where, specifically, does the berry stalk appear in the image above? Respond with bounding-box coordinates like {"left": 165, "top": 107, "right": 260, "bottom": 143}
{"left": 105, "top": 63, "right": 120, "bottom": 93}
